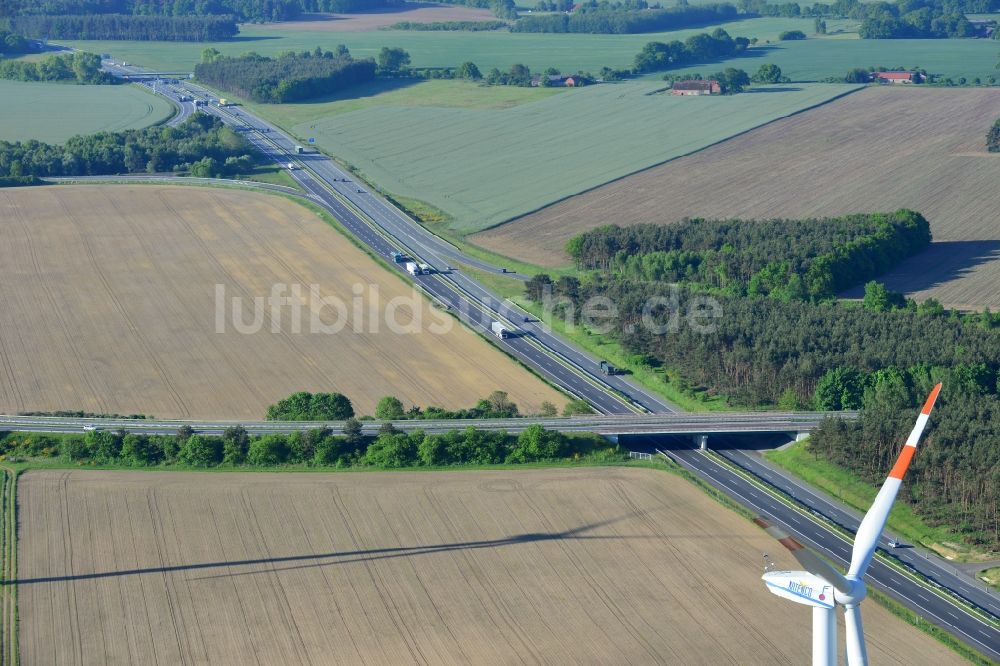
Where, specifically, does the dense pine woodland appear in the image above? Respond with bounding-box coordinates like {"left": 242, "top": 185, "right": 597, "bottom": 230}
{"left": 0, "top": 0, "right": 399, "bottom": 23}
{"left": 527, "top": 214, "right": 1000, "bottom": 548}
{"left": 195, "top": 47, "right": 375, "bottom": 102}
{"left": 567, "top": 211, "right": 931, "bottom": 300}
{"left": 0, "top": 114, "right": 257, "bottom": 177}
{"left": 512, "top": 4, "right": 738, "bottom": 34}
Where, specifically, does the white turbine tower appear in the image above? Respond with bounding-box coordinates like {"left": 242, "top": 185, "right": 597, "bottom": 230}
{"left": 756, "top": 383, "right": 942, "bottom": 666}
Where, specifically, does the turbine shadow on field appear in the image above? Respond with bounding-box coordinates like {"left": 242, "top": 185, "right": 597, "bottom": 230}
{"left": 11, "top": 513, "right": 728, "bottom": 585}
{"left": 839, "top": 240, "right": 1000, "bottom": 300}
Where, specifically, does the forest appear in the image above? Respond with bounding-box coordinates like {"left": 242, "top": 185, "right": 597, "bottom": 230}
{"left": 0, "top": 423, "right": 615, "bottom": 469}
{"left": 0, "top": 0, "right": 400, "bottom": 23}
{"left": 526, "top": 213, "right": 1000, "bottom": 548}
{"left": 194, "top": 47, "right": 376, "bottom": 103}
{"left": 633, "top": 28, "right": 749, "bottom": 73}
{"left": 566, "top": 211, "right": 930, "bottom": 300}
{"left": 0, "top": 50, "right": 112, "bottom": 83}
{"left": 0, "top": 114, "right": 257, "bottom": 178}
{"left": 10, "top": 13, "right": 239, "bottom": 41}
{"left": 810, "top": 374, "right": 999, "bottom": 549}
{"left": 511, "top": 3, "right": 738, "bottom": 34}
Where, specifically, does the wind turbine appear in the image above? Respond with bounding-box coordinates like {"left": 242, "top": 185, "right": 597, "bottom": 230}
{"left": 756, "top": 383, "right": 942, "bottom": 666}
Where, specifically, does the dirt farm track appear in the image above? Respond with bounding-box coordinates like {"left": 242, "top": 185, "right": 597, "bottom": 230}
{"left": 0, "top": 185, "right": 562, "bottom": 418}
{"left": 16, "top": 467, "right": 963, "bottom": 665}
{"left": 475, "top": 86, "right": 1000, "bottom": 310}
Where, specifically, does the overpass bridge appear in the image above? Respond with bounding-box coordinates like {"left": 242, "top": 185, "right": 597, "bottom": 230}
{"left": 0, "top": 411, "right": 856, "bottom": 442}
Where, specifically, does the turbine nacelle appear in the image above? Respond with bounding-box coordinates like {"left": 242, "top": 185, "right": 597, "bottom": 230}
{"left": 763, "top": 571, "right": 835, "bottom": 609}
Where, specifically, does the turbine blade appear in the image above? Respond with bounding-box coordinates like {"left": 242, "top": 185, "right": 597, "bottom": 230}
{"left": 844, "top": 604, "right": 869, "bottom": 666}
{"left": 753, "top": 517, "right": 851, "bottom": 594}
{"left": 848, "top": 383, "right": 942, "bottom": 578}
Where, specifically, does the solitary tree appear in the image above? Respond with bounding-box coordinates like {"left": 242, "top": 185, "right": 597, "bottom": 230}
{"left": 377, "top": 47, "right": 411, "bottom": 73}
{"left": 457, "top": 61, "right": 482, "bottom": 80}
{"left": 375, "top": 396, "right": 406, "bottom": 420}
{"left": 752, "top": 63, "right": 783, "bottom": 84}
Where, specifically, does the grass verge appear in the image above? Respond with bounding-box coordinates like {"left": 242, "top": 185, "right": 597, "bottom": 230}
{"left": 765, "top": 439, "right": 997, "bottom": 563}
{"left": 868, "top": 587, "right": 996, "bottom": 666}
{"left": 977, "top": 567, "right": 1000, "bottom": 593}
{"left": 0, "top": 465, "right": 18, "bottom": 666}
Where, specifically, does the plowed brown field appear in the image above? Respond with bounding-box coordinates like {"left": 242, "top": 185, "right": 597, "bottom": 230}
{"left": 0, "top": 185, "right": 562, "bottom": 418}
{"left": 17, "top": 467, "right": 965, "bottom": 665}
{"left": 475, "top": 87, "right": 1000, "bottom": 309}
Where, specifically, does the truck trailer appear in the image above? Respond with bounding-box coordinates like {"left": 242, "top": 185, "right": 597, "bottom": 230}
{"left": 491, "top": 321, "right": 510, "bottom": 339}
{"left": 405, "top": 262, "right": 420, "bottom": 276}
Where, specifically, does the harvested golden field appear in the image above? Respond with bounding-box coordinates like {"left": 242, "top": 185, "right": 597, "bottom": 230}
{"left": 0, "top": 185, "right": 562, "bottom": 418}
{"left": 17, "top": 467, "right": 964, "bottom": 665}
{"left": 476, "top": 87, "right": 1000, "bottom": 309}
{"left": 264, "top": 3, "right": 497, "bottom": 32}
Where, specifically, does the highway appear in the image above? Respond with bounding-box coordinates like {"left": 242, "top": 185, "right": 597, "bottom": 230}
{"left": 648, "top": 442, "right": 1000, "bottom": 663}
{"left": 118, "top": 72, "right": 675, "bottom": 415}
{"left": 56, "top": 60, "right": 999, "bottom": 661}
{"left": 0, "top": 411, "right": 846, "bottom": 437}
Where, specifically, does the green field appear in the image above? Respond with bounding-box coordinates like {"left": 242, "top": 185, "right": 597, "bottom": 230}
{"left": 286, "top": 80, "right": 858, "bottom": 235}
{"left": 244, "top": 77, "right": 564, "bottom": 127}
{"left": 56, "top": 16, "right": 822, "bottom": 73}
{"left": 703, "top": 37, "right": 1000, "bottom": 82}
{"left": 0, "top": 80, "right": 174, "bottom": 143}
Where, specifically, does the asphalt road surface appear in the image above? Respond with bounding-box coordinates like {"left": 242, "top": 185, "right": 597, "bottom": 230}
{"left": 641, "top": 440, "right": 1000, "bottom": 663}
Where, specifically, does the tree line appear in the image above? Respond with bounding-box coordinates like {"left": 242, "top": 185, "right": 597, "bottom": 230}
{"left": 565, "top": 210, "right": 930, "bottom": 301}
{"left": 0, "top": 50, "right": 112, "bottom": 84}
{"left": 266, "top": 390, "right": 582, "bottom": 421}
{"left": 0, "top": 114, "right": 257, "bottom": 179}
{"left": 10, "top": 13, "right": 239, "bottom": 41}
{"left": 1, "top": 0, "right": 400, "bottom": 23}
{"left": 511, "top": 3, "right": 738, "bottom": 34}
{"left": 194, "top": 47, "right": 376, "bottom": 103}
{"left": 422, "top": 0, "right": 517, "bottom": 19}
{"left": 389, "top": 20, "right": 506, "bottom": 31}
{"left": 806, "top": 0, "right": 976, "bottom": 38}
{"left": 0, "top": 423, "right": 617, "bottom": 469}
{"left": 988, "top": 118, "right": 1000, "bottom": 152}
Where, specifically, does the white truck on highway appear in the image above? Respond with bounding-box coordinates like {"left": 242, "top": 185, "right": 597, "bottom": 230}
{"left": 405, "top": 261, "right": 420, "bottom": 276}
{"left": 491, "top": 321, "right": 511, "bottom": 339}
{"left": 418, "top": 263, "right": 432, "bottom": 275}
